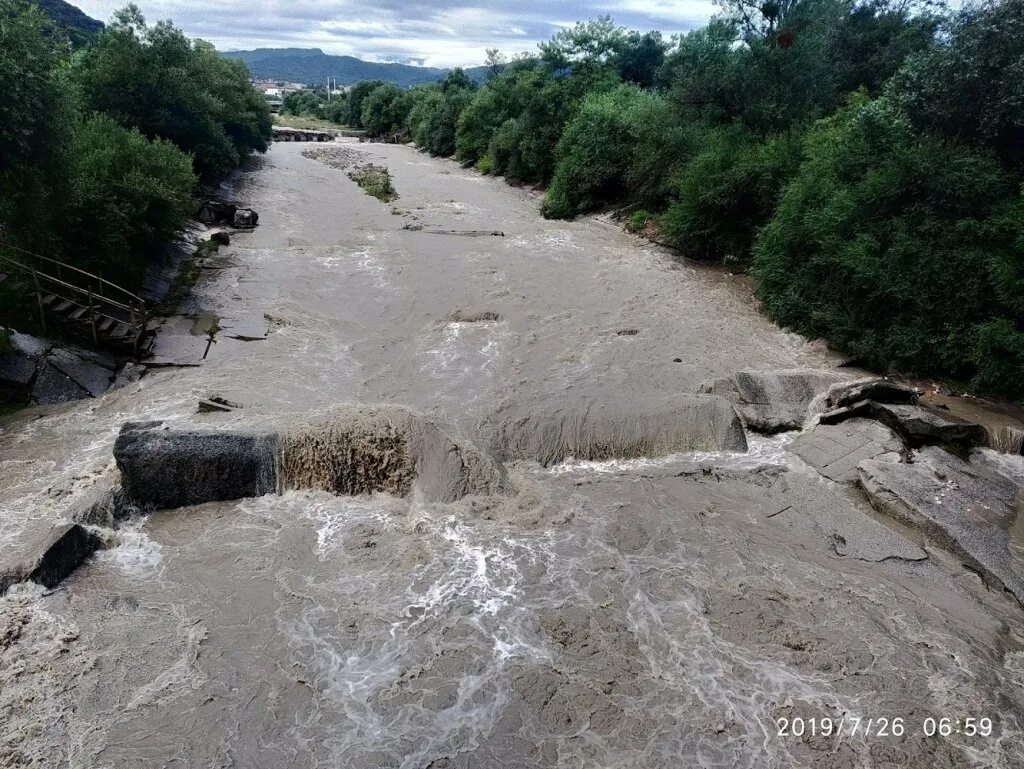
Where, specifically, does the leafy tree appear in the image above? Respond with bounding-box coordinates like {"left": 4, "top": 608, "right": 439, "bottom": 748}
{"left": 0, "top": 0, "right": 74, "bottom": 253}
{"left": 71, "top": 4, "right": 271, "bottom": 179}
{"left": 321, "top": 92, "right": 349, "bottom": 124}
{"left": 345, "top": 79, "right": 386, "bottom": 128}
{"left": 282, "top": 89, "right": 326, "bottom": 117}
{"left": 484, "top": 48, "right": 506, "bottom": 79}
{"left": 884, "top": 0, "right": 1024, "bottom": 174}
{"left": 65, "top": 115, "right": 196, "bottom": 284}
{"left": 613, "top": 30, "right": 668, "bottom": 87}
{"left": 360, "top": 83, "right": 413, "bottom": 138}
{"left": 408, "top": 70, "right": 477, "bottom": 156}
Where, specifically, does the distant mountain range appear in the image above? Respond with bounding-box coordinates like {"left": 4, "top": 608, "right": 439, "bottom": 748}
{"left": 35, "top": 0, "right": 104, "bottom": 46}
{"left": 222, "top": 48, "right": 490, "bottom": 87}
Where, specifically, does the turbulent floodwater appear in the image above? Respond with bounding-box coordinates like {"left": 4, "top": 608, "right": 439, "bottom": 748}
{"left": 2, "top": 142, "right": 1023, "bottom": 768}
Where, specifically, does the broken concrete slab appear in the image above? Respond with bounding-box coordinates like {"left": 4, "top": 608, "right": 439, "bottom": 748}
{"left": 111, "top": 362, "right": 146, "bottom": 390}
{"left": 197, "top": 396, "right": 241, "bottom": 413}
{"left": 859, "top": 447, "right": 1024, "bottom": 604}
{"left": 220, "top": 316, "right": 270, "bottom": 341}
{"left": 762, "top": 470, "right": 927, "bottom": 564}
{"left": 818, "top": 399, "right": 988, "bottom": 451}
{"left": 825, "top": 378, "right": 919, "bottom": 409}
{"left": 700, "top": 369, "right": 849, "bottom": 433}
{"left": 31, "top": 361, "right": 90, "bottom": 405}
{"left": 488, "top": 395, "right": 748, "bottom": 466}
{"left": 875, "top": 403, "right": 989, "bottom": 449}
{"left": 46, "top": 347, "right": 114, "bottom": 397}
{"left": 790, "top": 418, "right": 903, "bottom": 483}
{"left": 147, "top": 321, "right": 209, "bottom": 367}
{"left": 924, "top": 393, "right": 1024, "bottom": 455}
{"left": 0, "top": 522, "right": 102, "bottom": 595}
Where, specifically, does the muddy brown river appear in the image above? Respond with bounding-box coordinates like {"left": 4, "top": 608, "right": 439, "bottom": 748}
{"left": 2, "top": 141, "right": 1023, "bottom": 768}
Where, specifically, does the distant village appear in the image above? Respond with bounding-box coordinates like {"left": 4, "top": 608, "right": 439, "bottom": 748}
{"left": 252, "top": 79, "right": 348, "bottom": 112}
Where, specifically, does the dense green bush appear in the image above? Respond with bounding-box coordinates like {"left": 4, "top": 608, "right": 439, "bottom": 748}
{"left": 321, "top": 95, "right": 349, "bottom": 125}
{"left": 753, "top": 97, "right": 1024, "bottom": 395}
{"left": 659, "top": 126, "right": 802, "bottom": 261}
{"left": 71, "top": 5, "right": 271, "bottom": 179}
{"left": 65, "top": 115, "right": 196, "bottom": 283}
{"left": 543, "top": 85, "right": 688, "bottom": 219}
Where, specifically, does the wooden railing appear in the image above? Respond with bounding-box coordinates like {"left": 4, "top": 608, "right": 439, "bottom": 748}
{"left": 0, "top": 241, "right": 149, "bottom": 354}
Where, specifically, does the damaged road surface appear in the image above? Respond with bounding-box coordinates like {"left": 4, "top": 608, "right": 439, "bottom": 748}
{"left": 1, "top": 141, "right": 1023, "bottom": 769}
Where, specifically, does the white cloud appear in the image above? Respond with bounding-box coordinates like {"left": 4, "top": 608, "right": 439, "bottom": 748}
{"left": 70, "top": 0, "right": 716, "bottom": 67}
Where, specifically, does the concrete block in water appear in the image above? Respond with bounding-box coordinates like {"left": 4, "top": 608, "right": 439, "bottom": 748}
{"left": 0, "top": 522, "right": 102, "bottom": 595}
{"left": 114, "top": 421, "right": 280, "bottom": 510}
{"left": 487, "top": 395, "right": 748, "bottom": 467}
{"left": 113, "top": 409, "right": 507, "bottom": 511}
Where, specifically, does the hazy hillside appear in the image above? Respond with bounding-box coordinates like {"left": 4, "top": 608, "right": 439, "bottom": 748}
{"left": 222, "top": 48, "right": 489, "bottom": 87}
{"left": 34, "top": 0, "right": 103, "bottom": 46}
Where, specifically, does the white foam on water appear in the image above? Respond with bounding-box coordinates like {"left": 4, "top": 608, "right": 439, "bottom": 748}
{"left": 94, "top": 521, "right": 164, "bottom": 580}
{"left": 546, "top": 433, "right": 796, "bottom": 477}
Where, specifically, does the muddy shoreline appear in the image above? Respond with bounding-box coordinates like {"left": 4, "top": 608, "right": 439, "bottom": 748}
{"left": 1, "top": 140, "right": 1022, "bottom": 768}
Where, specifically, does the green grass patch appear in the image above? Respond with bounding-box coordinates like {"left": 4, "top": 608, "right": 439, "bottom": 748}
{"left": 625, "top": 209, "right": 652, "bottom": 233}
{"left": 348, "top": 164, "right": 398, "bottom": 202}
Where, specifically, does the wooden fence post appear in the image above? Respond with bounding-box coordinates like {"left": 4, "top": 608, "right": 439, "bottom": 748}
{"left": 31, "top": 269, "right": 46, "bottom": 334}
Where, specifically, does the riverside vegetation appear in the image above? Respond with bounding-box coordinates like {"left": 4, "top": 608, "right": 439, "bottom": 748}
{"left": 0, "top": 0, "right": 271, "bottom": 321}
{"left": 282, "top": 0, "right": 1024, "bottom": 400}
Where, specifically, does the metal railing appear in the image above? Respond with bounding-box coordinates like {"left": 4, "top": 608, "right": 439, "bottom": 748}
{"left": 0, "top": 241, "right": 149, "bottom": 354}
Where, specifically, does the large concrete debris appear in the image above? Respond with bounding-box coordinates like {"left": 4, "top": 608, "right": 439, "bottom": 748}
{"left": 487, "top": 395, "right": 747, "bottom": 466}
{"left": 790, "top": 418, "right": 903, "bottom": 483}
{"left": 700, "top": 369, "right": 849, "bottom": 433}
{"left": 859, "top": 447, "right": 1024, "bottom": 605}
{"left": 114, "top": 407, "right": 507, "bottom": 511}
{"left": 0, "top": 523, "right": 102, "bottom": 595}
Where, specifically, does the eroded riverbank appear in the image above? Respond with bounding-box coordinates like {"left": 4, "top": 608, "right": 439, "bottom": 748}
{"left": 2, "top": 141, "right": 1022, "bottom": 768}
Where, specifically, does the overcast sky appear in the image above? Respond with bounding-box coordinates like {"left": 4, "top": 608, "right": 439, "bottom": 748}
{"left": 71, "top": 1, "right": 719, "bottom": 67}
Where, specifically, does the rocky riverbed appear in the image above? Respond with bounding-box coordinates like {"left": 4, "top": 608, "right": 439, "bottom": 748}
{"left": 1, "top": 140, "right": 1023, "bottom": 768}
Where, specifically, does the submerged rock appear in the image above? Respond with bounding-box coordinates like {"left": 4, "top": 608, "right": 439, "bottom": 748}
{"left": 859, "top": 447, "right": 1024, "bottom": 605}
{"left": 487, "top": 395, "right": 747, "bottom": 466}
{"left": 701, "top": 369, "right": 849, "bottom": 433}
{"left": 233, "top": 208, "right": 259, "bottom": 228}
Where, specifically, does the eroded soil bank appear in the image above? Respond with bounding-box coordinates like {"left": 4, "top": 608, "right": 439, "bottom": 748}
{"left": 1, "top": 141, "right": 1022, "bottom": 768}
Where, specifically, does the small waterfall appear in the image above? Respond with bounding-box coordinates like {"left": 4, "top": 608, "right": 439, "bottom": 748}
{"left": 282, "top": 418, "right": 415, "bottom": 498}
{"left": 985, "top": 425, "right": 1024, "bottom": 455}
